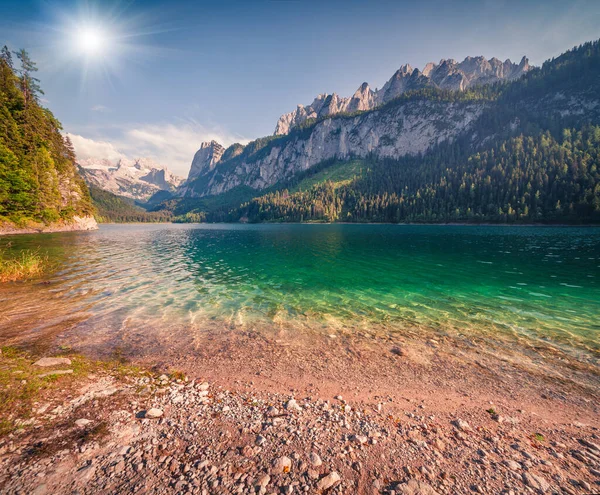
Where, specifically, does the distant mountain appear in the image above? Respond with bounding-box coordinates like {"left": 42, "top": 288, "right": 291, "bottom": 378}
{"left": 78, "top": 157, "right": 183, "bottom": 202}
{"left": 0, "top": 50, "right": 96, "bottom": 234}
{"left": 274, "top": 55, "right": 531, "bottom": 135}
{"left": 159, "top": 39, "right": 600, "bottom": 225}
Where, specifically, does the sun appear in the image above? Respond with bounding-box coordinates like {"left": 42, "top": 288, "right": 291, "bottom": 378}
{"left": 77, "top": 27, "right": 105, "bottom": 56}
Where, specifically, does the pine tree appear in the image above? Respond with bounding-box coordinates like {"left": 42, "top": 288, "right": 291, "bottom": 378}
{"left": 0, "top": 45, "right": 13, "bottom": 69}
{"left": 14, "top": 49, "right": 44, "bottom": 106}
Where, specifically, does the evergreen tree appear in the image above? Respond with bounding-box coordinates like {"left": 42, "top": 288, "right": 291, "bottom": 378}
{"left": 0, "top": 45, "right": 13, "bottom": 69}
{"left": 14, "top": 49, "right": 44, "bottom": 106}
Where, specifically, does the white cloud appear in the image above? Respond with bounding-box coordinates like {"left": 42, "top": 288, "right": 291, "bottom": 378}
{"left": 66, "top": 133, "right": 125, "bottom": 162}
{"left": 67, "top": 120, "right": 248, "bottom": 177}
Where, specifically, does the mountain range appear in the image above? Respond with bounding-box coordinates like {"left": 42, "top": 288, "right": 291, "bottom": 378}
{"left": 78, "top": 157, "right": 183, "bottom": 202}
{"left": 80, "top": 40, "right": 600, "bottom": 226}
{"left": 274, "top": 55, "right": 531, "bottom": 135}
{"left": 153, "top": 39, "right": 600, "bottom": 225}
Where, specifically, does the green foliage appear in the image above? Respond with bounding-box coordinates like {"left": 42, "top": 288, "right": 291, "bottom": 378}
{"left": 232, "top": 126, "right": 600, "bottom": 224}
{"left": 0, "top": 49, "right": 94, "bottom": 227}
{"left": 89, "top": 185, "right": 173, "bottom": 223}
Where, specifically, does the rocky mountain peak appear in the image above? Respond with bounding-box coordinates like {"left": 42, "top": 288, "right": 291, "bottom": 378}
{"left": 273, "top": 53, "right": 533, "bottom": 135}
{"left": 187, "top": 141, "right": 225, "bottom": 181}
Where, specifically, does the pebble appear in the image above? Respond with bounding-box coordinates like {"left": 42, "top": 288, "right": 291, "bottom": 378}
{"left": 38, "top": 369, "right": 74, "bottom": 378}
{"left": 272, "top": 456, "right": 292, "bottom": 474}
{"left": 75, "top": 418, "right": 92, "bottom": 428}
{"left": 316, "top": 472, "right": 341, "bottom": 491}
{"left": 144, "top": 408, "right": 163, "bottom": 419}
{"left": 452, "top": 419, "right": 472, "bottom": 431}
{"left": 285, "top": 399, "right": 302, "bottom": 412}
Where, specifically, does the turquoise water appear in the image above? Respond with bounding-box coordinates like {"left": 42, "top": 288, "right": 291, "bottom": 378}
{"left": 1, "top": 224, "right": 599, "bottom": 358}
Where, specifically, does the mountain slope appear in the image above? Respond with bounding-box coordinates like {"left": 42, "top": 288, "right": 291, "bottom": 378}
{"left": 274, "top": 55, "right": 531, "bottom": 135}
{"left": 0, "top": 51, "right": 96, "bottom": 233}
{"left": 232, "top": 126, "right": 600, "bottom": 224}
{"left": 165, "top": 39, "right": 600, "bottom": 225}
{"left": 180, "top": 41, "right": 599, "bottom": 204}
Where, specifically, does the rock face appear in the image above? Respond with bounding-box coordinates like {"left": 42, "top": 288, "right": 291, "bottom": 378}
{"left": 182, "top": 99, "right": 484, "bottom": 197}
{"left": 78, "top": 157, "right": 183, "bottom": 201}
{"left": 178, "top": 53, "right": 533, "bottom": 199}
{"left": 274, "top": 56, "right": 531, "bottom": 135}
{"left": 187, "top": 141, "right": 225, "bottom": 181}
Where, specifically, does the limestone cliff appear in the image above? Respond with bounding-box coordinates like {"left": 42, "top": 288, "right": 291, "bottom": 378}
{"left": 274, "top": 56, "right": 531, "bottom": 135}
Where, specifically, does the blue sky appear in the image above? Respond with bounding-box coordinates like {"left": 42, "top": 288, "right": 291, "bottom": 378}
{"left": 1, "top": 0, "right": 599, "bottom": 176}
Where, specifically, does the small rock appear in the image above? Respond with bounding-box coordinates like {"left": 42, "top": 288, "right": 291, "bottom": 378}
{"left": 76, "top": 464, "right": 96, "bottom": 484}
{"left": 309, "top": 452, "right": 322, "bottom": 467}
{"left": 503, "top": 460, "right": 521, "bottom": 471}
{"left": 350, "top": 434, "right": 368, "bottom": 445}
{"left": 395, "top": 479, "right": 440, "bottom": 495}
{"left": 144, "top": 408, "right": 163, "bottom": 419}
{"left": 452, "top": 419, "right": 472, "bottom": 431}
{"left": 317, "top": 472, "right": 341, "bottom": 491}
{"left": 256, "top": 474, "right": 270, "bottom": 488}
{"left": 522, "top": 472, "right": 550, "bottom": 493}
{"left": 285, "top": 399, "right": 301, "bottom": 412}
{"left": 33, "top": 357, "right": 72, "bottom": 367}
{"left": 272, "top": 456, "right": 292, "bottom": 474}
{"left": 75, "top": 418, "right": 92, "bottom": 428}
{"left": 38, "top": 369, "right": 73, "bottom": 378}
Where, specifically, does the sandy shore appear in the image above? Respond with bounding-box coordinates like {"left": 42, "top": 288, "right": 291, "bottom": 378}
{"left": 0, "top": 322, "right": 598, "bottom": 494}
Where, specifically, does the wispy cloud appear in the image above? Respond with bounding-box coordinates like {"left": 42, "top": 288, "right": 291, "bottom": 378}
{"left": 67, "top": 120, "right": 248, "bottom": 177}
{"left": 91, "top": 105, "right": 111, "bottom": 112}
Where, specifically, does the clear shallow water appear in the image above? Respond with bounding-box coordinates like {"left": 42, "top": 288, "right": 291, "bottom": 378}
{"left": 1, "top": 224, "right": 599, "bottom": 359}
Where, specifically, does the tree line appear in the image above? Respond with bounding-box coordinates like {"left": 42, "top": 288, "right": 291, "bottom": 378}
{"left": 0, "top": 47, "right": 94, "bottom": 226}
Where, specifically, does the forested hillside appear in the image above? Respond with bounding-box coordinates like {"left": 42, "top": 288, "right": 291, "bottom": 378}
{"left": 89, "top": 184, "right": 172, "bottom": 223}
{"left": 232, "top": 127, "right": 600, "bottom": 224}
{"left": 0, "top": 47, "right": 95, "bottom": 230}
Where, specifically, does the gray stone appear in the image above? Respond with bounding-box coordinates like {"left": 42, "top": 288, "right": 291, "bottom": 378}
{"left": 38, "top": 369, "right": 73, "bottom": 378}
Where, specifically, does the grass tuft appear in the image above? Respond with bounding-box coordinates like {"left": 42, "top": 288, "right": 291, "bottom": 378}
{"left": 0, "top": 247, "right": 49, "bottom": 282}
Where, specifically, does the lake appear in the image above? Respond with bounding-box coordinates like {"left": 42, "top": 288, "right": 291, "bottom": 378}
{"left": 1, "top": 224, "right": 599, "bottom": 363}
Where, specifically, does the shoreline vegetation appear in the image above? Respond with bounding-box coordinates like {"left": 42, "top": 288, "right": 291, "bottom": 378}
{"left": 0, "top": 247, "right": 49, "bottom": 282}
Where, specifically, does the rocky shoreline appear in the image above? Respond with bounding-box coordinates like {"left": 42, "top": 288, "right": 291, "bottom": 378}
{"left": 0, "top": 346, "right": 599, "bottom": 495}
{"left": 0, "top": 216, "right": 98, "bottom": 236}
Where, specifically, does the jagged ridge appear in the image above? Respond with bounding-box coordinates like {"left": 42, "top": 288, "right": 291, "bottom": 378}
{"left": 274, "top": 55, "right": 531, "bottom": 135}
